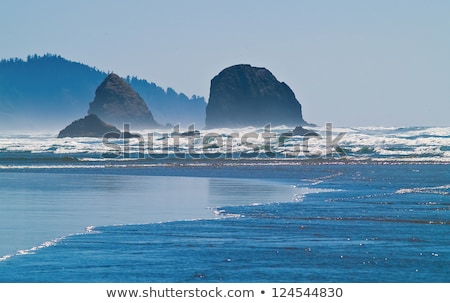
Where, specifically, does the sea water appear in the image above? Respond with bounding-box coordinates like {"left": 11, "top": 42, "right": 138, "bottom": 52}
{"left": 0, "top": 172, "right": 302, "bottom": 259}
{"left": 0, "top": 126, "right": 449, "bottom": 282}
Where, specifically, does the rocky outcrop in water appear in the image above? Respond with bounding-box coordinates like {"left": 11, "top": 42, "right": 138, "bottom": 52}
{"left": 57, "top": 114, "right": 120, "bottom": 138}
{"left": 0, "top": 54, "right": 206, "bottom": 130}
{"left": 205, "top": 64, "right": 310, "bottom": 128}
{"left": 88, "top": 73, "right": 160, "bottom": 129}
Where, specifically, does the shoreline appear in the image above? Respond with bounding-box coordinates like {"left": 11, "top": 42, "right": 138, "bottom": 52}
{"left": 1, "top": 157, "right": 449, "bottom": 168}
{"left": 0, "top": 172, "right": 306, "bottom": 260}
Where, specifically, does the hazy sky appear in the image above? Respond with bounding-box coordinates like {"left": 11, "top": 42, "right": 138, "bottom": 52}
{"left": 1, "top": 0, "right": 449, "bottom": 126}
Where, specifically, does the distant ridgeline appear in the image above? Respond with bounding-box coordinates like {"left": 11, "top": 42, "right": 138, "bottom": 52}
{"left": 0, "top": 54, "right": 206, "bottom": 130}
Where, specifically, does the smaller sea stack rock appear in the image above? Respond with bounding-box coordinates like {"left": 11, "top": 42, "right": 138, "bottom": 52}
{"left": 88, "top": 73, "right": 160, "bottom": 129}
{"left": 57, "top": 114, "right": 120, "bottom": 138}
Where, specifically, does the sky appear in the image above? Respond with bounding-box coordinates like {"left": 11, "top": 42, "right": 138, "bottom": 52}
{"left": 1, "top": 0, "right": 449, "bottom": 127}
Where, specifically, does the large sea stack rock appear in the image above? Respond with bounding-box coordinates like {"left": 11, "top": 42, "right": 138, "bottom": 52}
{"left": 205, "top": 64, "right": 309, "bottom": 128}
{"left": 58, "top": 114, "right": 120, "bottom": 138}
{"left": 88, "top": 73, "right": 160, "bottom": 129}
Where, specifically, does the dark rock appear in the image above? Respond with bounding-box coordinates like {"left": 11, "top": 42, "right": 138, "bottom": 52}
{"left": 88, "top": 73, "right": 160, "bottom": 129}
{"left": 121, "top": 131, "right": 143, "bottom": 139}
{"left": 170, "top": 125, "right": 200, "bottom": 138}
{"left": 57, "top": 114, "right": 120, "bottom": 138}
{"left": 185, "top": 130, "right": 200, "bottom": 137}
{"left": 180, "top": 130, "right": 201, "bottom": 137}
{"left": 171, "top": 130, "right": 201, "bottom": 137}
{"left": 205, "top": 64, "right": 311, "bottom": 128}
{"left": 280, "top": 126, "right": 320, "bottom": 138}
{"left": 292, "top": 126, "right": 319, "bottom": 136}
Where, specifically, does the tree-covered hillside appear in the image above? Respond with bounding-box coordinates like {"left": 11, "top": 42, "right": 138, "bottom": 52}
{"left": 0, "top": 54, "right": 206, "bottom": 130}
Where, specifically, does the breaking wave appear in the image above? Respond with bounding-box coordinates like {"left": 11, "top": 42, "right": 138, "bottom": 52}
{"left": 0, "top": 126, "right": 449, "bottom": 167}
{"left": 0, "top": 226, "right": 98, "bottom": 262}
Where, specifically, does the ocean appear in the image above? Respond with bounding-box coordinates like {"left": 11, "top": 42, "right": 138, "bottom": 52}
{"left": 0, "top": 126, "right": 449, "bottom": 282}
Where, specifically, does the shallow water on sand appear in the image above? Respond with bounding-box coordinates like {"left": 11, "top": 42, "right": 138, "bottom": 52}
{"left": 1, "top": 163, "right": 449, "bottom": 282}
{"left": 0, "top": 171, "right": 303, "bottom": 260}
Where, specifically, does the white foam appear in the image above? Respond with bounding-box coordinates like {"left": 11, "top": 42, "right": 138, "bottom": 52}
{"left": 0, "top": 236, "right": 65, "bottom": 262}
{"left": 0, "top": 225, "right": 104, "bottom": 263}
{"left": 1, "top": 126, "right": 449, "bottom": 162}
{"left": 396, "top": 184, "right": 450, "bottom": 195}
{"left": 85, "top": 226, "right": 97, "bottom": 233}
{"left": 0, "top": 254, "right": 13, "bottom": 262}
{"left": 212, "top": 208, "right": 241, "bottom": 218}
